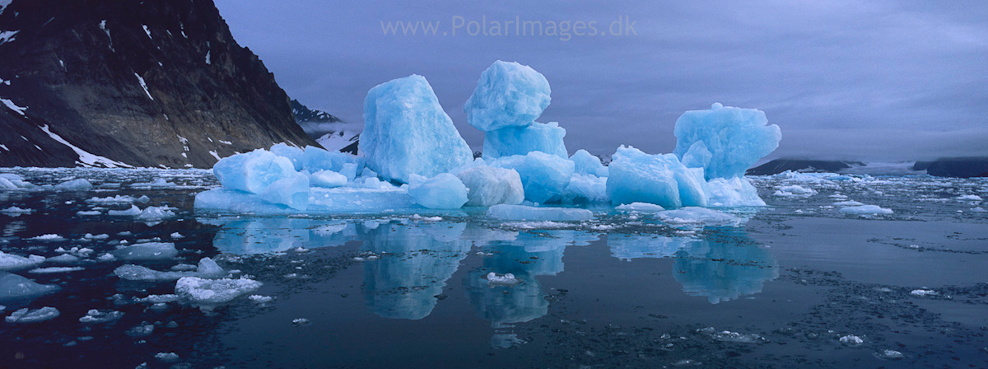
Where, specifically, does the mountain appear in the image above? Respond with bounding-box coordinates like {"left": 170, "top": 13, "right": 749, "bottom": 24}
{"left": 746, "top": 159, "right": 865, "bottom": 176}
{"left": 291, "top": 99, "right": 359, "bottom": 154}
{"left": 921, "top": 157, "right": 988, "bottom": 178}
{"left": 0, "top": 0, "right": 316, "bottom": 168}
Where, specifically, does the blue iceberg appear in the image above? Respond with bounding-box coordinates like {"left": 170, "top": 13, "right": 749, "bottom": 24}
{"left": 482, "top": 121, "right": 568, "bottom": 159}
{"left": 673, "top": 103, "right": 781, "bottom": 180}
{"left": 464, "top": 60, "right": 551, "bottom": 132}
{"left": 606, "top": 146, "right": 706, "bottom": 209}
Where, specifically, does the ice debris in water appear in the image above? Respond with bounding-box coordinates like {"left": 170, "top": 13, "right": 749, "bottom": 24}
{"left": 248, "top": 295, "right": 273, "bottom": 303}
{"left": 464, "top": 60, "right": 551, "bottom": 132}
{"left": 126, "top": 322, "right": 155, "bottom": 337}
{"left": 408, "top": 173, "right": 469, "bottom": 209}
{"left": 29, "top": 234, "right": 65, "bottom": 241}
{"left": 112, "top": 242, "right": 178, "bottom": 261}
{"left": 0, "top": 272, "right": 60, "bottom": 300}
{"left": 839, "top": 204, "right": 893, "bottom": 215}
{"left": 709, "top": 330, "right": 767, "bottom": 343}
{"left": 773, "top": 185, "right": 816, "bottom": 197}
{"left": 360, "top": 74, "right": 472, "bottom": 184}
{"left": 0, "top": 251, "right": 45, "bottom": 271}
{"left": 673, "top": 103, "right": 781, "bottom": 180}
{"left": 658, "top": 207, "right": 737, "bottom": 226}
{"left": 486, "top": 272, "right": 520, "bottom": 285}
{"left": 108, "top": 205, "right": 142, "bottom": 216}
{"left": 135, "top": 206, "right": 176, "bottom": 221}
{"left": 53, "top": 178, "right": 93, "bottom": 191}
{"left": 114, "top": 257, "right": 225, "bottom": 281}
{"left": 29, "top": 267, "right": 84, "bottom": 274}
{"left": 175, "top": 277, "right": 263, "bottom": 304}
{"left": 1, "top": 206, "right": 33, "bottom": 216}
{"left": 616, "top": 202, "right": 665, "bottom": 212}
{"left": 910, "top": 289, "right": 936, "bottom": 296}
{"left": 839, "top": 335, "right": 864, "bottom": 346}
{"left": 487, "top": 204, "right": 592, "bottom": 221}
{"left": 155, "top": 352, "right": 180, "bottom": 363}
{"left": 874, "top": 349, "right": 904, "bottom": 360}
{"left": 79, "top": 309, "right": 124, "bottom": 323}
{"left": 5, "top": 306, "right": 60, "bottom": 323}
{"left": 292, "top": 318, "right": 311, "bottom": 325}
{"left": 455, "top": 165, "right": 525, "bottom": 207}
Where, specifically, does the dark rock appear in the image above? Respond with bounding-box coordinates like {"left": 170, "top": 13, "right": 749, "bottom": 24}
{"left": 924, "top": 157, "right": 988, "bottom": 178}
{"left": 746, "top": 159, "right": 864, "bottom": 176}
{"left": 292, "top": 98, "right": 342, "bottom": 139}
{"left": 0, "top": 0, "right": 316, "bottom": 168}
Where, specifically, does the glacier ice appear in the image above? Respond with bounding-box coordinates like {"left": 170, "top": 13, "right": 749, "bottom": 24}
{"left": 615, "top": 202, "right": 665, "bottom": 212}
{"left": 175, "top": 276, "right": 263, "bottom": 305}
{"left": 487, "top": 204, "right": 593, "bottom": 221}
{"left": 269, "top": 143, "right": 303, "bottom": 171}
{"left": 562, "top": 173, "right": 608, "bottom": 203}
{"left": 492, "top": 151, "right": 574, "bottom": 204}
{"left": 658, "top": 207, "right": 739, "bottom": 226}
{"left": 455, "top": 165, "right": 525, "bottom": 207}
{"left": 0, "top": 272, "right": 60, "bottom": 300}
{"left": 213, "top": 149, "right": 297, "bottom": 194}
{"left": 465, "top": 60, "right": 551, "bottom": 131}
{"left": 309, "top": 170, "right": 347, "bottom": 188}
{"left": 111, "top": 242, "right": 179, "bottom": 261}
{"left": 259, "top": 171, "right": 309, "bottom": 211}
{"left": 54, "top": 178, "right": 93, "bottom": 192}
{"left": 5, "top": 307, "right": 60, "bottom": 323}
{"left": 673, "top": 103, "right": 781, "bottom": 180}
{"left": 360, "top": 74, "right": 472, "bottom": 184}
{"left": 482, "top": 121, "right": 567, "bottom": 159}
{"left": 570, "top": 149, "right": 608, "bottom": 177}
{"left": 408, "top": 173, "right": 469, "bottom": 209}
{"left": 301, "top": 145, "right": 362, "bottom": 175}
{"left": 606, "top": 146, "right": 706, "bottom": 209}
{"left": 705, "top": 177, "right": 766, "bottom": 207}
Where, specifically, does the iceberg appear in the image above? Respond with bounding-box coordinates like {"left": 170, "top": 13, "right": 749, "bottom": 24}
{"left": 213, "top": 149, "right": 297, "bottom": 194}
{"left": 175, "top": 277, "right": 263, "bottom": 305}
{"left": 487, "top": 204, "right": 593, "bottom": 221}
{"left": 606, "top": 146, "right": 706, "bottom": 208}
{"left": 673, "top": 103, "right": 781, "bottom": 180}
{"left": 259, "top": 171, "right": 309, "bottom": 211}
{"left": 360, "top": 74, "right": 472, "bottom": 183}
{"left": 269, "top": 143, "right": 303, "bottom": 171}
{"left": 570, "top": 149, "right": 608, "bottom": 177}
{"left": 309, "top": 170, "right": 348, "bottom": 188}
{"left": 482, "top": 121, "right": 567, "bottom": 159}
{"left": 562, "top": 173, "right": 608, "bottom": 203}
{"left": 114, "top": 258, "right": 226, "bottom": 281}
{"left": 408, "top": 173, "right": 469, "bottom": 210}
{"left": 464, "top": 60, "right": 551, "bottom": 131}
{"left": 300, "top": 145, "right": 362, "bottom": 175}
{"left": 705, "top": 177, "right": 766, "bottom": 207}
{"left": 0, "top": 251, "right": 45, "bottom": 271}
{"left": 455, "top": 165, "right": 525, "bottom": 207}
{"left": 54, "top": 178, "right": 93, "bottom": 191}
{"left": 492, "top": 151, "right": 574, "bottom": 203}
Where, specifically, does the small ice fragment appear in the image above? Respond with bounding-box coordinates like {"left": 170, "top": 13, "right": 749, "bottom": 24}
{"left": 170, "top": 232, "right": 184, "bottom": 239}
{"left": 154, "top": 352, "right": 180, "bottom": 363}
{"left": 839, "top": 205, "right": 893, "bottom": 215}
{"left": 910, "top": 289, "right": 936, "bottom": 296}
{"left": 292, "top": 318, "right": 310, "bottom": 325}
{"left": 108, "top": 205, "right": 142, "bottom": 216}
{"left": 79, "top": 309, "right": 124, "bottom": 323}
{"left": 873, "top": 349, "right": 904, "bottom": 360}
{"left": 839, "top": 335, "right": 863, "bottom": 346}
{"left": 0, "top": 271, "right": 60, "bottom": 299}
{"left": 248, "top": 295, "right": 273, "bottom": 303}
{"left": 29, "top": 234, "right": 65, "bottom": 241}
{"left": 111, "top": 242, "right": 178, "bottom": 261}
{"left": 710, "top": 330, "right": 766, "bottom": 343}
{"left": 486, "top": 272, "right": 520, "bottom": 285}
{"left": 29, "top": 267, "right": 84, "bottom": 274}
{"left": 175, "top": 277, "right": 263, "bottom": 304}
{"left": 126, "top": 322, "right": 155, "bottom": 337}
{"left": 5, "top": 307, "right": 60, "bottom": 323}
{"left": 616, "top": 202, "right": 665, "bottom": 212}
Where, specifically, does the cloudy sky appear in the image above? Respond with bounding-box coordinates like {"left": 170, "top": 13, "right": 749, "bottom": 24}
{"left": 214, "top": 0, "right": 987, "bottom": 161}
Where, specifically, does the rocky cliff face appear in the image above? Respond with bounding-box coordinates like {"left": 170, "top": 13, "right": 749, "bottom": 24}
{"left": 0, "top": 0, "right": 317, "bottom": 168}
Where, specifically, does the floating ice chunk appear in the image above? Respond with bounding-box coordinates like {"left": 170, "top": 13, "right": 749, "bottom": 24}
{"left": 710, "top": 330, "right": 766, "bottom": 343}
{"left": 562, "top": 173, "right": 608, "bottom": 203}
{"left": 773, "top": 185, "right": 817, "bottom": 197}
{"left": 658, "top": 207, "right": 738, "bottom": 226}
{"left": 455, "top": 165, "right": 525, "bottom": 207}
{"left": 259, "top": 172, "right": 309, "bottom": 211}
{"left": 833, "top": 200, "right": 864, "bottom": 206}
{"left": 570, "top": 149, "right": 608, "bottom": 177}
{"left": 126, "top": 323, "right": 155, "bottom": 337}
{"left": 135, "top": 206, "right": 176, "bottom": 221}
{"left": 910, "top": 289, "right": 936, "bottom": 296}
{"left": 972, "top": 207, "right": 987, "bottom": 213}
{"left": 86, "top": 195, "right": 136, "bottom": 205}
{"left": 213, "top": 149, "right": 297, "bottom": 194}
{"left": 309, "top": 170, "right": 348, "bottom": 188}
{"left": 155, "top": 352, "right": 180, "bottom": 363}
{"left": 79, "top": 309, "right": 124, "bottom": 323}
{"left": 0, "top": 272, "right": 60, "bottom": 300}
{"left": 29, "top": 267, "right": 84, "bottom": 274}
{"left": 29, "top": 234, "right": 65, "bottom": 241}
{"left": 616, "top": 202, "right": 666, "bottom": 212}
{"left": 47, "top": 254, "right": 80, "bottom": 264}
{"left": 360, "top": 74, "right": 472, "bottom": 184}
{"left": 54, "top": 178, "right": 93, "bottom": 191}
{"left": 956, "top": 194, "right": 983, "bottom": 202}
{"left": 269, "top": 143, "right": 303, "bottom": 171}
{"left": 115, "top": 257, "right": 224, "bottom": 281}
{"left": 485, "top": 272, "right": 520, "bottom": 285}
{"left": 487, "top": 204, "right": 593, "bottom": 221}
{"left": 492, "top": 151, "right": 574, "bottom": 203}
{"left": 1, "top": 206, "right": 33, "bottom": 216}
{"left": 482, "top": 121, "right": 567, "bottom": 159}
{"left": 130, "top": 178, "right": 175, "bottom": 189}
{"left": 0, "top": 252, "right": 45, "bottom": 271}
{"left": 606, "top": 146, "right": 706, "bottom": 209}
{"left": 112, "top": 242, "right": 178, "bottom": 261}
{"left": 108, "top": 205, "right": 142, "bottom": 216}
{"left": 874, "top": 349, "right": 904, "bottom": 360}
{"left": 170, "top": 232, "right": 184, "bottom": 239}
{"left": 5, "top": 307, "right": 59, "bottom": 323}
{"left": 292, "top": 318, "right": 310, "bottom": 325}
{"left": 673, "top": 103, "right": 781, "bottom": 180}
{"left": 135, "top": 294, "right": 181, "bottom": 304}
{"left": 840, "top": 335, "right": 864, "bottom": 346}
{"left": 839, "top": 205, "right": 893, "bottom": 215}
{"left": 248, "top": 295, "right": 273, "bottom": 303}
{"left": 705, "top": 177, "right": 765, "bottom": 207}
{"left": 76, "top": 210, "right": 101, "bottom": 216}
{"left": 175, "top": 277, "right": 263, "bottom": 304}
{"left": 408, "top": 173, "right": 468, "bottom": 209}
{"left": 464, "top": 60, "right": 551, "bottom": 131}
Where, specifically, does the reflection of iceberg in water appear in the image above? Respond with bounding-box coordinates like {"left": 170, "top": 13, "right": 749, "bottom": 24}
{"left": 673, "top": 233, "right": 779, "bottom": 304}
{"left": 608, "top": 229, "right": 778, "bottom": 304}
{"left": 362, "top": 222, "right": 470, "bottom": 320}
{"left": 465, "top": 230, "right": 599, "bottom": 347}
{"left": 204, "top": 217, "right": 365, "bottom": 255}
